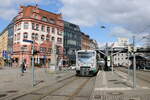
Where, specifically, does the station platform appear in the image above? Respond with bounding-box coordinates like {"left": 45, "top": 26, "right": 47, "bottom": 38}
{"left": 90, "top": 70, "right": 150, "bottom": 100}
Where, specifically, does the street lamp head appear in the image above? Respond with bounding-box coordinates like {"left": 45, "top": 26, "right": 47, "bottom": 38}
{"left": 101, "top": 26, "right": 106, "bottom": 29}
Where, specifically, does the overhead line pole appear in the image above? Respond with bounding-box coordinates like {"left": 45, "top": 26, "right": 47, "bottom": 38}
{"left": 133, "top": 36, "right": 136, "bottom": 89}
{"left": 32, "top": 40, "right": 35, "bottom": 87}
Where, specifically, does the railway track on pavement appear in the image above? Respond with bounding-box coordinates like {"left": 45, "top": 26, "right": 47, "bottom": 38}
{"left": 116, "top": 67, "right": 150, "bottom": 84}
{"left": 9, "top": 75, "right": 95, "bottom": 100}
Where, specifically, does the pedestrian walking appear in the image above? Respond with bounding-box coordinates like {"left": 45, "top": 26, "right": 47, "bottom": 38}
{"left": 21, "top": 62, "right": 26, "bottom": 75}
{"left": 58, "top": 59, "right": 63, "bottom": 71}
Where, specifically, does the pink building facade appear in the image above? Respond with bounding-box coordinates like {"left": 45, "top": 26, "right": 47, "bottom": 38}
{"left": 12, "top": 5, "right": 64, "bottom": 67}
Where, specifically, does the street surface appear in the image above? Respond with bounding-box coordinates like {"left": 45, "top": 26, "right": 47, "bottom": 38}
{"left": 0, "top": 67, "right": 95, "bottom": 100}
{"left": 91, "top": 68, "right": 150, "bottom": 100}
{"left": 1, "top": 67, "right": 150, "bottom": 100}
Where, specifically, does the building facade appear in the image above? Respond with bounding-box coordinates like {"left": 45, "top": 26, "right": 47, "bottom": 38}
{"left": 64, "top": 21, "right": 82, "bottom": 65}
{"left": 12, "top": 5, "right": 64, "bottom": 67}
{"left": 81, "top": 33, "right": 90, "bottom": 50}
{"left": 0, "top": 30, "right": 8, "bottom": 66}
{"left": 0, "top": 19, "right": 14, "bottom": 67}
{"left": 90, "top": 39, "right": 98, "bottom": 50}
{"left": 112, "top": 38, "right": 130, "bottom": 66}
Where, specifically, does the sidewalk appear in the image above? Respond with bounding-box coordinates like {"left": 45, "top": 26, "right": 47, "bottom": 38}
{"left": 0, "top": 67, "right": 75, "bottom": 100}
{"left": 90, "top": 70, "right": 150, "bottom": 100}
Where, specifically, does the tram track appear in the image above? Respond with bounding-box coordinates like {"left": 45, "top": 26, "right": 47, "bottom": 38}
{"left": 10, "top": 75, "right": 95, "bottom": 100}
{"left": 10, "top": 75, "right": 76, "bottom": 100}
{"left": 40, "top": 77, "right": 94, "bottom": 100}
{"left": 116, "top": 67, "right": 150, "bottom": 84}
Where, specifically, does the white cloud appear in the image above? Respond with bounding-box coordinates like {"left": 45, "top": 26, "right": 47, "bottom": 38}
{"left": 98, "top": 42, "right": 105, "bottom": 49}
{"left": 0, "top": 8, "right": 17, "bottom": 20}
{"left": 110, "top": 27, "right": 134, "bottom": 38}
{"left": 0, "top": 0, "right": 51, "bottom": 20}
{"left": 60, "top": 0, "right": 150, "bottom": 34}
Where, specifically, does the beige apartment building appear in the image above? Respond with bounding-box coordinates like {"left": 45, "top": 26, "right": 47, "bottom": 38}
{"left": 0, "top": 30, "right": 8, "bottom": 67}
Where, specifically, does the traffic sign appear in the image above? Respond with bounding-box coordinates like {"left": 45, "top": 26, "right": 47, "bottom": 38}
{"left": 23, "top": 40, "right": 33, "bottom": 43}
{"left": 2, "top": 50, "right": 8, "bottom": 58}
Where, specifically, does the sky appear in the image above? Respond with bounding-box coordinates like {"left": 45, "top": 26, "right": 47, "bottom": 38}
{"left": 0, "top": 0, "right": 150, "bottom": 47}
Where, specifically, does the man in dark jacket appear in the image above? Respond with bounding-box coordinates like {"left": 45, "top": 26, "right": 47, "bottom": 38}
{"left": 21, "top": 62, "right": 26, "bottom": 73}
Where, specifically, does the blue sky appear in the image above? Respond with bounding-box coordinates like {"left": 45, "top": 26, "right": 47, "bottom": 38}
{"left": 0, "top": 0, "right": 149, "bottom": 47}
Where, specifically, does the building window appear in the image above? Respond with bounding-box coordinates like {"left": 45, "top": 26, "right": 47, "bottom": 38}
{"left": 48, "top": 48, "right": 52, "bottom": 53}
{"left": 41, "top": 25, "right": 45, "bottom": 32}
{"left": 36, "top": 24, "right": 39, "bottom": 31}
{"left": 23, "top": 32, "right": 28, "bottom": 39}
{"left": 41, "top": 35, "right": 45, "bottom": 41}
{"left": 31, "top": 33, "right": 35, "bottom": 40}
{"left": 52, "top": 27, "right": 55, "bottom": 33}
{"left": 21, "top": 45, "right": 27, "bottom": 51}
{"left": 35, "top": 33, "right": 38, "bottom": 40}
{"left": 24, "top": 22, "right": 29, "bottom": 29}
{"left": 51, "top": 37, "right": 55, "bottom": 41}
{"left": 17, "top": 23, "right": 21, "bottom": 30}
{"left": 58, "top": 30, "right": 63, "bottom": 36}
{"left": 42, "top": 16, "right": 48, "bottom": 22}
{"left": 14, "top": 34, "right": 16, "bottom": 41}
{"left": 17, "top": 33, "right": 20, "bottom": 40}
{"left": 49, "top": 18, "right": 55, "bottom": 24}
{"left": 40, "top": 47, "right": 46, "bottom": 52}
{"left": 57, "top": 38, "right": 62, "bottom": 43}
{"left": 34, "top": 15, "right": 38, "bottom": 19}
{"left": 32, "top": 23, "right": 35, "bottom": 30}
{"left": 57, "top": 29, "right": 59, "bottom": 35}
{"left": 46, "top": 35, "right": 50, "bottom": 41}
{"left": 47, "top": 27, "right": 50, "bottom": 33}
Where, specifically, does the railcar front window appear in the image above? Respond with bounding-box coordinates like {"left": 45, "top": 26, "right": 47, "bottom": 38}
{"left": 78, "top": 52, "right": 95, "bottom": 64}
